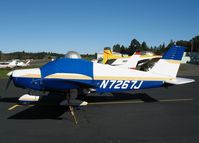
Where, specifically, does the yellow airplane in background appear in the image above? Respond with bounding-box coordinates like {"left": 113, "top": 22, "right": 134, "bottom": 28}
{"left": 102, "top": 49, "right": 162, "bottom": 70}
{"left": 103, "top": 49, "right": 126, "bottom": 64}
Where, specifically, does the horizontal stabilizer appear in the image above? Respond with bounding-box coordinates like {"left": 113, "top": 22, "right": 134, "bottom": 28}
{"left": 165, "top": 77, "right": 195, "bottom": 85}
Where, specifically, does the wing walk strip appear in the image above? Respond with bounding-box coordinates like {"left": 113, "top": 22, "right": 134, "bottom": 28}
{"left": 8, "top": 98, "right": 192, "bottom": 110}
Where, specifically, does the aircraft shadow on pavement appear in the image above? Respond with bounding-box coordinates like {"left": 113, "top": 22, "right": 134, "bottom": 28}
{"left": 8, "top": 105, "right": 67, "bottom": 120}
{"left": 0, "top": 92, "right": 158, "bottom": 104}
{"left": 5, "top": 93, "right": 68, "bottom": 120}
{"left": 83, "top": 92, "right": 158, "bottom": 103}
{"left": 3, "top": 92, "right": 157, "bottom": 120}
{"left": 0, "top": 97, "right": 18, "bottom": 103}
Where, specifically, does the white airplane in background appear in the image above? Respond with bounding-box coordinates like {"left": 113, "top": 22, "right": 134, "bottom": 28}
{"left": 0, "top": 60, "right": 17, "bottom": 69}
{"left": 16, "top": 60, "right": 31, "bottom": 67}
{"left": 0, "top": 59, "right": 31, "bottom": 69}
{"left": 110, "top": 52, "right": 161, "bottom": 70}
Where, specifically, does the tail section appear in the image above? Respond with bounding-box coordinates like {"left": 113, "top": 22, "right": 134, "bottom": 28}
{"left": 149, "top": 45, "right": 185, "bottom": 77}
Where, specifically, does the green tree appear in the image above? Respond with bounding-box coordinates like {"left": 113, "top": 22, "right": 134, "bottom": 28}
{"left": 166, "top": 40, "right": 175, "bottom": 48}
{"left": 141, "top": 41, "right": 148, "bottom": 51}
{"left": 191, "top": 36, "right": 199, "bottom": 52}
{"left": 128, "top": 39, "right": 141, "bottom": 55}
{"left": 120, "top": 45, "right": 126, "bottom": 55}
{"left": 176, "top": 40, "right": 191, "bottom": 52}
{"left": 104, "top": 47, "right": 111, "bottom": 50}
{"left": 112, "top": 44, "right": 121, "bottom": 53}
{"left": 0, "top": 50, "right": 2, "bottom": 60}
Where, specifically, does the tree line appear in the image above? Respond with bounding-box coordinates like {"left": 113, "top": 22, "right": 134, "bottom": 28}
{"left": 0, "top": 51, "right": 64, "bottom": 61}
{"left": 111, "top": 35, "right": 199, "bottom": 55}
{"left": 0, "top": 50, "right": 97, "bottom": 61}
{"left": 0, "top": 35, "right": 199, "bottom": 60}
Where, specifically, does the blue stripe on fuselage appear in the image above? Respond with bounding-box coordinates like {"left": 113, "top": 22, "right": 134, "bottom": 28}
{"left": 94, "top": 80, "right": 164, "bottom": 92}
{"left": 12, "top": 77, "right": 43, "bottom": 90}
{"left": 13, "top": 77, "right": 95, "bottom": 91}
{"left": 13, "top": 76, "right": 164, "bottom": 93}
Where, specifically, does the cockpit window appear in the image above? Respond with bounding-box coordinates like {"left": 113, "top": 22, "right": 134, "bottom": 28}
{"left": 105, "top": 59, "right": 117, "bottom": 65}
{"left": 138, "top": 58, "right": 160, "bottom": 71}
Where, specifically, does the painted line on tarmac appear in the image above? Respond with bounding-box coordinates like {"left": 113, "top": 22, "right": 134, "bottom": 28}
{"left": 89, "top": 100, "right": 144, "bottom": 105}
{"left": 8, "top": 104, "right": 21, "bottom": 111}
{"left": 159, "top": 98, "right": 193, "bottom": 102}
{"left": 88, "top": 98, "right": 193, "bottom": 105}
{"left": 8, "top": 104, "right": 34, "bottom": 111}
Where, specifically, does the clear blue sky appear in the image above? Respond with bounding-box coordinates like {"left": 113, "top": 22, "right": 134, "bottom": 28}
{"left": 0, "top": 0, "right": 198, "bottom": 54}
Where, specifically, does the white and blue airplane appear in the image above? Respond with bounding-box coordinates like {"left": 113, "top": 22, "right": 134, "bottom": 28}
{"left": 6, "top": 46, "right": 194, "bottom": 118}
{"left": 5, "top": 45, "right": 195, "bottom": 123}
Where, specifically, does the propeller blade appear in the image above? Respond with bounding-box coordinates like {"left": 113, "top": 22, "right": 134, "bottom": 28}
{"left": 7, "top": 71, "right": 13, "bottom": 77}
{"left": 5, "top": 71, "right": 13, "bottom": 90}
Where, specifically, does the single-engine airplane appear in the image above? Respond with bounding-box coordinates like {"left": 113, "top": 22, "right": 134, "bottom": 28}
{"left": 5, "top": 45, "right": 195, "bottom": 124}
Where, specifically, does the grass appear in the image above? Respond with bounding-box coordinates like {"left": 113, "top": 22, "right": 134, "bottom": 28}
{"left": 0, "top": 68, "right": 10, "bottom": 79}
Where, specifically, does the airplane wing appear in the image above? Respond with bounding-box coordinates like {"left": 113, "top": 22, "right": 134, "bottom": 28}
{"left": 165, "top": 77, "right": 195, "bottom": 85}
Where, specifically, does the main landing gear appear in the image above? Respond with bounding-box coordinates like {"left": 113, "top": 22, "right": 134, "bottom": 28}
{"left": 64, "top": 89, "right": 88, "bottom": 124}
{"left": 66, "top": 90, "right": 78, "bottom": 124}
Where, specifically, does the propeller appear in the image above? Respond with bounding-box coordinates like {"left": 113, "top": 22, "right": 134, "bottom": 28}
{"left": 5, "top": 71, "right": 13, "bottom": 90}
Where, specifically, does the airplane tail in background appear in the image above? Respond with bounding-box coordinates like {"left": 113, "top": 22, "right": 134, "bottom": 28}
{"left": 149, "top": 45, "right": 185, "bottom": 78}
{"left": 103, "top": 49, "right": 121, "bottom": 64}
{"left": 25, "top": 60, "right": 31, "bottom": 65}
{"left": 103, "top": 49, "right": 113, "bottom": 64}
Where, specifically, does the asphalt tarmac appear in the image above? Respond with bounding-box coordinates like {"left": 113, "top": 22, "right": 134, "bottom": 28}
{"left": 0, "top": 64, "right": 199, "bottom": 143}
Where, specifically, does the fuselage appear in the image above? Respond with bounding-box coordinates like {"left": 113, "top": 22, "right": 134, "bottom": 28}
{"left": 11, "top": 58, "right": 170, "bottom": 92}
